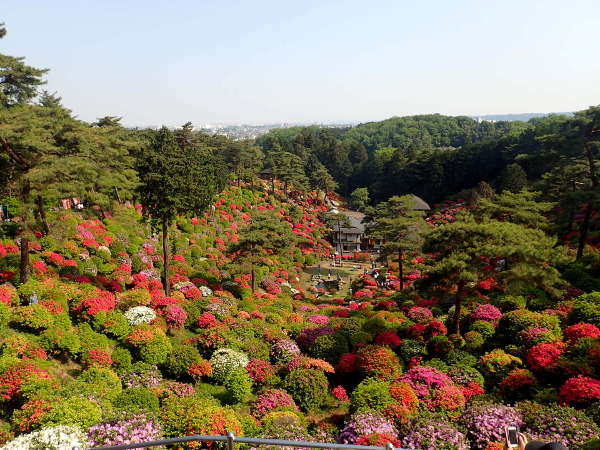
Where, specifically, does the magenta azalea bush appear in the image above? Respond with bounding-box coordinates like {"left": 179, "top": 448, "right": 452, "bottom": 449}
{"left": 338, "top": 412, "right": 397, "bottom": 444}
{"left": 87, "top": 414, "right": 162, "bottom": 447}
{"left": 402, "top": 420, "right": 468, "bottom": 450}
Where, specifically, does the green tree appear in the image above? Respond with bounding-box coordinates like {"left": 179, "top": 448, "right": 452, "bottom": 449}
{"left": 469, "top": 181, "right": 494, "bottom": 207}
{"left": 497, "top": 163, "right": 527, "bottom": 193}
{"left": 228, "top": 210, "right": 297, "bottom": 292}
{"left": 473, "top": 190, "right": 555, "bottom": 230}
{"left": 267, "top": 151, "right": 309, "bottom": 196}
{"left": 368, "top": 195, "right": 426, "bottom": 290}
{"left": 1, "top": 103, "right": 141, "bottom": 280}
{"left": 350, "top": 187, "right": 370, "bottom": 212}
{"left": 422, "top": 220, "right": 563, "bottom": 335}
{"left": 93, "top": 116, "right": 122, "bottom": 128}
{"left": 0, "top": 24, "right": 48, "bottom": 108}
{"left": 536, "top": 106, "right": 600, "bottom": 259}
{"left": 136, "top": 126, "right": 226, "bottom": 295}
{"left": 308, "top": 158, "right": 337, "bottom": 201}
{"left": 222, "top": 140, "right": 264, "bottom": 187}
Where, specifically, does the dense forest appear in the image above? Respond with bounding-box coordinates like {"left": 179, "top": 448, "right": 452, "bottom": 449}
{"left": 1, "top": 21, "right": 600, "bottom": 450}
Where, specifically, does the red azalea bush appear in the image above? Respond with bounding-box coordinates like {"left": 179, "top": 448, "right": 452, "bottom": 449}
{"left": 76, "top": 290, "right": 117, "bottom": 317}
{"left": 245, "top": 359, "right": 275, "bottom": 383}
{"left": 526, "top": 342, "right": 565, "bottom": 372}
{"left": 374, "top": 331, "right": 402, "bottom": 347}
{"left": 563, "top": 323, "right": 600, "bottom": 344}
{"left": 558, "top": 375, "right": 600, "bottom": 407}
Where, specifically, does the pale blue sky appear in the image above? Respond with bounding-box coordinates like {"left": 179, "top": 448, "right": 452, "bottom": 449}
{"left": 3, "top": 0, "right": 600, "bottom": 126}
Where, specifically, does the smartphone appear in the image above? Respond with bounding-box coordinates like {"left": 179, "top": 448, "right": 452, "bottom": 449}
{"left": 506, "top": 426, "right": 519, "bottom": 448}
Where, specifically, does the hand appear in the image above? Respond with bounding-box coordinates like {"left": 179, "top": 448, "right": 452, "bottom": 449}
{"left": 518, "top": 432, "right": 528, "bottom": 450}
{"left": 505, "top": 431, "right": 528, "bottom": 450}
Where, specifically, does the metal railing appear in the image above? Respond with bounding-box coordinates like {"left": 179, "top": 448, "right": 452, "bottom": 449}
{"left": 87, "top": 432, "right": 413, "bottom": 450}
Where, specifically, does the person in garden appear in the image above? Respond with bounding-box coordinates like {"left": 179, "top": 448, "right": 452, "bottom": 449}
{"left": 29, "top": 291, "right": 38, "bottom": 305}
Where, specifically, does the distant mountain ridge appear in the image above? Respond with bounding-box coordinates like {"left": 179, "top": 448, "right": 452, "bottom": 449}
{"left": 471, "top": 112, "right": 573, "bottom": 122}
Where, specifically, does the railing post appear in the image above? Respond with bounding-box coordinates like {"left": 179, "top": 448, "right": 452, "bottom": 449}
{"left": 227, "top": 432, "right": 235, "bottom": 450}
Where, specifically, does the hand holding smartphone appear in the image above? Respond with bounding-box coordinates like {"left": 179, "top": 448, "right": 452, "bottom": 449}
{"left": 506, "top": 426, "right": 519, "bottom": 448}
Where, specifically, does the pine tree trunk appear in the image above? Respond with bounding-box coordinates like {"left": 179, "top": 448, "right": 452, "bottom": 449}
{"left": 398, "top": 248, "right": 404, "bottom": 290}
{"left": 162, "top": 220, "right": 170, "bottom": 296}
{"left": 19, "top": 180, "right": 31, "bottom": 283}
{"left": 20, "top": 237, "right": 29, "bottom": 283}
{"left": 453, "top": 281, "right": 465, "bottom": 336}
{"left": 36, "top": 195, "right": 49, "bottom": 236}
{"left": 576, "top": 203, "right": 593, "bottom": 260}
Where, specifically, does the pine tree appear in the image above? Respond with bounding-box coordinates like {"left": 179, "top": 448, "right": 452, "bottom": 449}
{"left": 497, "top": 163, "right": 527, "bottom": 193}
{"left": 368, "top": 195, "right": 426, "bottom": 290}
{"left": 422, "top": 219, "right": 563, "bottom": 335}
{"left": 473, "top": 190, "right": 555, "bottom": 230}
{"left": 136, "top": 126, "right": 227, "bottom": 295}
{"left": 350, "top": 187, "right": 370, "bottom": 212}
{"left": 229, "top": 210, "right": 297, "bottom": 292}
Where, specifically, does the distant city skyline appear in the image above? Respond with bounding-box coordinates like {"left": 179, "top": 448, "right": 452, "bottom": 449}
{"left": 3, "top": 1, "right": 599, "bottom": 126}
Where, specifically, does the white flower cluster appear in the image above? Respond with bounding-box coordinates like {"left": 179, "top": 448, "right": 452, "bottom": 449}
{"left": 1, "top": 425, "right": 87, "bottom": 450}
{"left": 209, "top": 348, "right": 249, "bottom": 383}
{"left": 199, "top": 286, "right": 213, "bottom": 297}
{"left": 124, "top": 306, "right": 157, "bottom": 326}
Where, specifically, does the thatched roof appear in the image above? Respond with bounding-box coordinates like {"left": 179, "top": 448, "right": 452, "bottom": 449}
{"left": 410, "top": 194, "right": 431, "bottom": 211}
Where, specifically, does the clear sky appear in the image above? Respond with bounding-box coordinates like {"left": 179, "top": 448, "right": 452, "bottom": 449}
{"left": 3, "top": 0, "right": 600, "bottom": 126}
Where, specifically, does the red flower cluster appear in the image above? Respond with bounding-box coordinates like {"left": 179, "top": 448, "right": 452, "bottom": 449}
{"left": 245, "top": 359, "right": 275, "bottom": 383}
{"left": 526, "top": 342, "right": 565, "bottom": 372}
{"left": 76, "top": 290, "right": 117, "bottom": 317}
{"left": 558, "top": 375, "right": 600, "bottom": 407}
{"left": 563, "top": 323, "right": 600, "bottom": 344}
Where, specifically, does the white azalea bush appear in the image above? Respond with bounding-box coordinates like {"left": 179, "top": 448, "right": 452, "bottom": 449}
{"left": 209, "top": 348, "right": 249, "bottom": 383}
{"left": 124, "top": 306, "right": 156, "bottom": 326}
{"left": 1, "top": 425, "right": 87, "bottom": 450}
{"left": 199, "top": 285, "right": 213, "bottom": 297}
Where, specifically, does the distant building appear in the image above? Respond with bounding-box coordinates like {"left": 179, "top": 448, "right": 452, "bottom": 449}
{"left": 331, "top": 194, "right": 430, "bottom": 253}
{"left": 332, "top": 210, "right": 365, "bottom": 253}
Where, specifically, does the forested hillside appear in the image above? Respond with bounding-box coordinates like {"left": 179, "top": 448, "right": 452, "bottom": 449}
{"left": 1, "top": 21, "right": 600, "bottom": 450}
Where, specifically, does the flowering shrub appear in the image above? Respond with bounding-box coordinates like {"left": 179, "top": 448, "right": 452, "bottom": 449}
{"left": 245, "top": 359, "right": 275, "bottom": 383}
{"left": 558, "top": 375, "right": 600, "bottom": 407}
{"left": 398, "top": 366, "right": 453, "bottom": 406}
{"left": 523, "top": 403, "right": 600, "bottom": 448}
{"left": 499, "top": 369, "right": 537, "bottom": 400}
{"left": 308, "top": 314, "right": 330, "bottom": 325}
{"left": 374, "top": 331, "right": 402, "bottom": 347}
{"left": 197, "top": 312, "right": 220, "bottom": 328}
{"left": 252, "top": 389, "right": 298, "bottom": 416}
{"left": 124, "top": 306, "right": 156, "bottom": 326}
{"left": 88, "top": 413, "right": 162, "bottom": 447}
{"left": 407, "top": 306, "right": 433, "bottom": 322}
{"left": 470, "top": 304, "right": 502, "bottom": 325}
{"left": 564, "top": 323, "right": 600, "bottom": 344}
{"left": 1, "top": 425, "right": 87, "bottom": 450}
{"left": 164, "top": 304, "right": 187, "bottom": 329}
{"left": 270, "top": 339, "right": 301, "bottom": 362}
{"left": 402, "top": 420, "right": 468, "bottom": 450}
{"left": 338, "top": 412, "right": 397, "bottom": 444}
{"left": 479, "top": 349, "right": 522, "bottom": 380}
{"left": 461, "top": 403, "right": 523, "bottom": 449}
{"left": 209, "top": 348, "right": 249, "bottom": 383}
{"left": 357, "top": 345, "right": 403, "bottom": 381}
{"left": 526, "top": 342, "right": 565, "bottom": 372}
{"left": 332, "top": 385, "right": 349, "bottom": 402}
{"left": 76, "top": 290, "right": 117, "bottom": 318}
